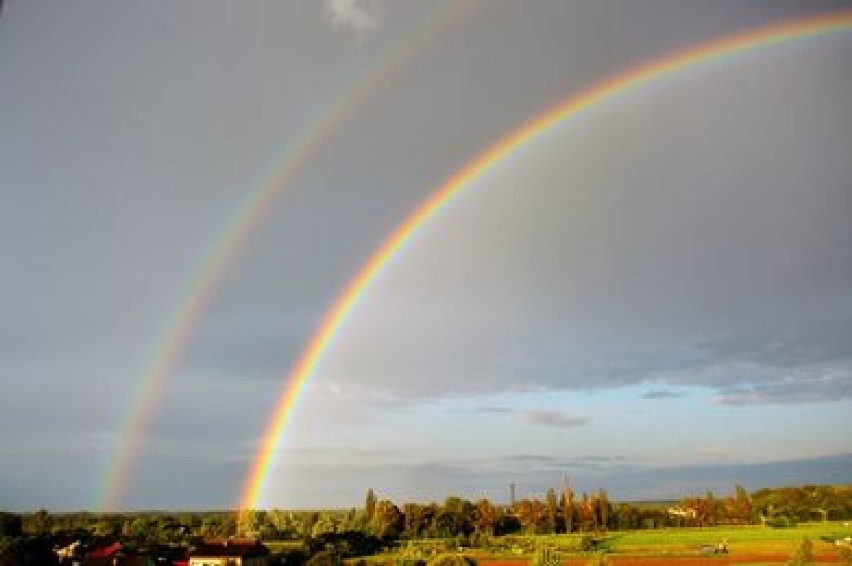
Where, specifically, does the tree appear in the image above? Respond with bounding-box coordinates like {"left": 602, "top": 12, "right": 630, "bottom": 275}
{"left": 516, "top": 499, "right": 546, "bottom": 534}
{"left": 732, "top": 485, "right": 754, "bottom": 524}
{"left": 579, "top": 493, "right": 597, "bottom": 532}
{"left": 473, "top": 498, "right": 499, "bottom": 537}
{"left": 597, "top": 489, "right": 610, "bottom": 532}
{"left": 370, "top": 500, "right": 403, "bottom": 540}
{"left": 0, "top": 513, "right": 21, "bottom": 537}
{"left": 31, "top": 509, "right": 51, "bottom": 536}
{"left": 545, "top": 489, "right": 559, "bottom": 534}
{"left": 562, "top": 484, "right": 575, "bottom": 533}
{"left": 365, "top": 489, "right": 377, "bottom": 522}
{"left": 439, "top": 497, "right": 474, "bottom": 537}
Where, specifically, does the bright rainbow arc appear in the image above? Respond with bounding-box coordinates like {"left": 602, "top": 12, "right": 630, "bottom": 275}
{"left": 98, "top": 2, "right": 479, "bottom": 511}
{"left": 240, "top": 10, "right": 852, "bottom": 511}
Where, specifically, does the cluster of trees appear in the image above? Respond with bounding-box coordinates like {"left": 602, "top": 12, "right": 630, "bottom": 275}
{"left": 0, "top": 512, "right": 57, "bottom": 565}
{"left": 4, "top": 484, "right": 852, "bottom": 564}
{"left": 753, "top": 485, "right": 852, "bottom": 524}
{"left": 236, "top": 484, "right": 852, "bottom": 541}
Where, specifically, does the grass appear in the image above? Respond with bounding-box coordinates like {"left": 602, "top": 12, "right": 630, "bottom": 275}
{"left": 604, "top": 522, "right": 848, "bottom": 555}
{"left": 364, "top": 522, "right": 852, "bottom": 561}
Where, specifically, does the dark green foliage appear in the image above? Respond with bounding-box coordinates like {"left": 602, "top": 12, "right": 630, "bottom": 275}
{"left": 309, "top": 530, "right": 384, "bottom": 557}
{"left": 769, "top": 516, "right": 798, "bottom": 528}
{"left": 0, "top": 514, "right": 22, "bottom": 538}
{"left": 754, "top": 485, "right": 852, "bottom": 523}
{"left": 0, "top": 535, "right": 58, "bottom": 565}
{"left": 276, "top": 547, "right": 309, "bottom": 566}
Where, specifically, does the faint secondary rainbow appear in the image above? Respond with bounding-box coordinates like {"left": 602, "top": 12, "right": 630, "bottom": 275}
{"left": 97, "top": 2, "right": 480, "bottom": 511}
{"left": 240, "top": 9, "right": 852, "bottom": 511}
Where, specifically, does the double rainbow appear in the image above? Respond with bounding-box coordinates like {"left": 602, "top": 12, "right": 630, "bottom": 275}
{"left": 98, "top": 2, "right": 479, "bottom": 511}
{"left": 239, "top": 10, "right": 852, "bottom": 510}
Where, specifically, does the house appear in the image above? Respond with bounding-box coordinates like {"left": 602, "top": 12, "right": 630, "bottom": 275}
{"left": 187, "top": 540, "right": 269, "bottom": 566}
{"left": 85, "top": 541, "right": 124, "bottom": 565}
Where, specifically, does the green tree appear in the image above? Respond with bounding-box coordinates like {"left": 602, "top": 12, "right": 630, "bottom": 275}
{"left": 562, "top": 484, "right": 575, "bottom": 533}
{"left": 370, "top": 500, "right": 403, "bottom": 540}
{"left": 516, "top": 499, "right": 546, "bottom": 534}
{"left": 365, "top": 489, "right": 377, "bottom": 522}
{"left": 473, "top": 498, "right": 499, "bottom": 537}
{"left": 30, "top": 509, "right": 51, "bottom": 536}
{"left": 597, "top": 489, "right": 610, "bottom": 532}
{"left": 0, "top": 513, "right": 21, "bottom": 537}
{"left": 545, "top": 489, "right": 559, "bottom": 534}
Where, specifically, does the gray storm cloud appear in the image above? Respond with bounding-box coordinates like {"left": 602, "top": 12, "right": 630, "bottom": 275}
{"left": 2, "top": 0, "right": 850, "bottom": 510}
{"left": 317, "top": 38, "right": 852, "bottom": 405}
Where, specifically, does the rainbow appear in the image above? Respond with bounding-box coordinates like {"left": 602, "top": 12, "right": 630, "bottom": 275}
{"left": 97, "top": 2, "right": 479, "bottom": 511}
{"left": 239, "top": 9, "right": 852, "bottom": 511}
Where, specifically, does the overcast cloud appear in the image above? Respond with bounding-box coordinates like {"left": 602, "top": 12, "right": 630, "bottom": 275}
{"left": 1, "top": 0, "right": 850, "bottom": 510}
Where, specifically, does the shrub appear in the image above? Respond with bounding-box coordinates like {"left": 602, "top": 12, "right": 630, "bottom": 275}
{"left": 768, "top": 516, "right": 797, "bottom": 528}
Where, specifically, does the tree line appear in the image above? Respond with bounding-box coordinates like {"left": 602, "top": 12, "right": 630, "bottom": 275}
{"left": 2, "top": 484, "right": 852, "bottom": 564}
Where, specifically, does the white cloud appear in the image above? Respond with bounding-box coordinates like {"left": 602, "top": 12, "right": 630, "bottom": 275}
{"left": 324, "top": 0, "right": 384, "bottom": 40}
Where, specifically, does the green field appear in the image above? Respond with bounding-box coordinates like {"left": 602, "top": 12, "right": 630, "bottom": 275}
{"left": 359, "top": 522, "right": 852, "bottom": 561}
{"left": 593, "top": 522, "right": 848, "bottom": 555}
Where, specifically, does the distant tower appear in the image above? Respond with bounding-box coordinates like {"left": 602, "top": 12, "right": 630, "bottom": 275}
{"left": 510, "top": 482, "right": 516, "bottom": 508}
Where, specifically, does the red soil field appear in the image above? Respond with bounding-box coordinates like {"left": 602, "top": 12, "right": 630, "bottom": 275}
{"left": 477, "top": 555, "right": 841, "bottom": 566}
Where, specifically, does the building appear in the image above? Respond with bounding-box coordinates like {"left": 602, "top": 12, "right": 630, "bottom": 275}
{"left": 187, "top": 540, "right": 269, "bottom": 566}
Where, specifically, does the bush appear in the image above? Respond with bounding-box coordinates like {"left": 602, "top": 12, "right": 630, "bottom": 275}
{"left": 768, "top": 516, "right": 797, "bottom": 528}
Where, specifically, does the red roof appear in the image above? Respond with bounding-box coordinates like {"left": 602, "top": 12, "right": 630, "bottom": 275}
{"left": 87, "top": 541, "right": 123, "bottom": 557}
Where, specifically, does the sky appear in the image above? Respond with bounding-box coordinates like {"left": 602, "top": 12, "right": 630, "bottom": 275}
{"left": 1, "top": 0, "right": 851, "bottom": 511}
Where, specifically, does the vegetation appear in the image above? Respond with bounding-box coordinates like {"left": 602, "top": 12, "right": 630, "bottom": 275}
{"left": 3, "top": 484, "right": 852, "bottom": 564}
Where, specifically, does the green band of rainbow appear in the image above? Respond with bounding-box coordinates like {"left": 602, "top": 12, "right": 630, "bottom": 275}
{"left": 97, "top": 3, "right": 477, "bottom": 511}
{"left": 239, "top": 9, "right": 852, "bottom": 511}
